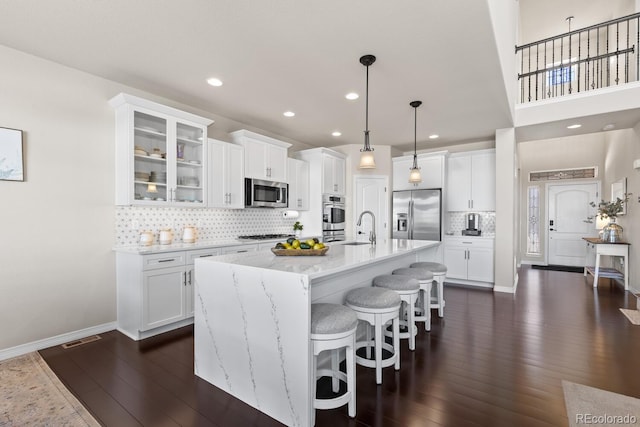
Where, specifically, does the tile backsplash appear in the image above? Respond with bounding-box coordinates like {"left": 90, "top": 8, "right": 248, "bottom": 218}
{"left": 115, "top": 207, "right": 297, "bottom": 246}
{"left": 446, "top": 211, "right": 496, "bottom": 235}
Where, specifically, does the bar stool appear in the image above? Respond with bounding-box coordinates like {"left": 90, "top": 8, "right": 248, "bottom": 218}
{"left": 410, "top": 261, "right": 447, "bottom": 317}
{"left": 345, "top": 287, "right": 401, "bottom": 385}
{"left": 392, "top": 267, "right": 434, "bottom": 331}
{"left": 311, "top": 303, "right": 358, "bottom": 424}
{"left": 372, "top": 275, "right": 420, "bottom": 351}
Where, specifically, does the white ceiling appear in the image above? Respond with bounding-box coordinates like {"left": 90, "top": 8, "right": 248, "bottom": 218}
{"left": 0, "top": 0, "right": 637, "bottom": 151}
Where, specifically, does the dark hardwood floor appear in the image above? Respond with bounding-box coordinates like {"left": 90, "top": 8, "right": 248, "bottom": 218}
{"left": 40, "top": 266, "right": 640, "bottom": 426}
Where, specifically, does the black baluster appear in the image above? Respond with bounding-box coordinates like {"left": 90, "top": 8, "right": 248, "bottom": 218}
{"left": 577, "top": 31, "right": 581, "bottom": 93}
{"left": 519, "top": 46, "right": 524, "bottom": 103}
{"left": 560, "top": 35, "right": 564, "bottom": 96}
{"left": 544, "top": 41, "right": 548, "bottom": 99}
{"left": 536, "top": 44, "right": 540, "bottom": 101}
{"left": 568, "top": 30, "right": 572, "bottom": 94}
{"left": 596, "top": 26, "right": 600, "bottom": 89}
{"left": 625, "top": 19, "right": 630, "bottom": 83}
{"left": 616, "top": 22, "right": 620, "bottom": 84}
{"left": 528, "top": 46, "right": 532, "bottom": 102}
{"left": 600, "top": 25, "right": 611, "bottom": 87}
{"left": 552, "top": 39, "right": 555, "bottom": 97}
{"left": 586, "top": 28, "right": 602, "bottom": 89}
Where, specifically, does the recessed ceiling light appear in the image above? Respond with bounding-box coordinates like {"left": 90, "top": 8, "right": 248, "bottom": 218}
{"left": 429, "top": 134, "right": 439, "bottom": 139}
{"left": 567, "top": 124, "right": 582, "bottom": 129}
{"left": 283, "top": 111, "right": 295, "bottom": 117}
{"left": 345, "top": 92, "right": 359, "bottom": 100}
{"left": 206, "top": 77, "right": 223, "bottom": 87}
{"left": 332, "top": 131, "right": 342, "bottom": 137}
{"left": 602, "top": 123, "right": 615, "bottom": 131}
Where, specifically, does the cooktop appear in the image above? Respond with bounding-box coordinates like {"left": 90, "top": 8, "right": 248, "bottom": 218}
{"left": 237, "top": 233, "right": 295, "bottom": 240}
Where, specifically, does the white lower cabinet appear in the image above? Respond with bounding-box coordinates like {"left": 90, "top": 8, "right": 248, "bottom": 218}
{"left": 142, "top": 265, "right": 186, "bottom": 331}
{"left": 116, "top": 248, "right": 219, "bottom": 340}
{"left": 443, "top": 237, "right": 494, "bottom": 287}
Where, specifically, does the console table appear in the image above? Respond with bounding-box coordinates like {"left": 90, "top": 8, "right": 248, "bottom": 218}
{"left": 582, "top": 237, "right": 630, "bottom": 290}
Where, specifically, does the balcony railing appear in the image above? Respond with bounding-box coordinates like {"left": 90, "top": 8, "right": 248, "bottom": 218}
{"left": 516, "top": 13, "right": 640, "bottom": 103}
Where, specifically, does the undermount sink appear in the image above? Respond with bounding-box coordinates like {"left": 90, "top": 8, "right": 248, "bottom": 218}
{"left": 343, "top": 242, "right": 371, "bottom": 246}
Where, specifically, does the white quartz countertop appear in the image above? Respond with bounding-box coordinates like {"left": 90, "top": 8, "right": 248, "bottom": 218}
{"left": 197, "top": 238, "right": 440, "bottom": 279}
{"left": 113, "top": 237, "right": 279, "bottom": 254}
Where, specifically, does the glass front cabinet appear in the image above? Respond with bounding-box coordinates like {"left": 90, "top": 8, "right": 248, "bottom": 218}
{"left": 109, "top": 93, "right": 213, "bottom": 206}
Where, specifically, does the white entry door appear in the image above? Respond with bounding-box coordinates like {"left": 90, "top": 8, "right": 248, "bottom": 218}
{"left": 354, "top": 176, "right": 388, "bottom": 240}
{"left": 547, "top": 182, "right": 599, "bottom": 266}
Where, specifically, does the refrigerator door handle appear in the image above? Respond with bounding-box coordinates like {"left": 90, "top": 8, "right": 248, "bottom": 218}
{"left": 409, "top": 199, "right": 414, "bottom": 240}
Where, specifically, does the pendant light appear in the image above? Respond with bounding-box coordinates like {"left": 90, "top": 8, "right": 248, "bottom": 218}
{"left": 358, "top": 54, "right": 376, "bottom": 169}
{"left": 408, "top": 100, "right": 422, "bottom": 184}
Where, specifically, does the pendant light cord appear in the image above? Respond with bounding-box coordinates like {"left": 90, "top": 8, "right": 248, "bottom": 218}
{"left": 365, "top": 64, "right": 369, "bottom": 137}
{"left": 359, "top": 55, "right": 376, "bottom": 152}
{"left": 410, "top": 100, "right": 422, "bottom": 168}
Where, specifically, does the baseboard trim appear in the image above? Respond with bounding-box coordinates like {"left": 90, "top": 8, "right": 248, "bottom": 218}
{"left": 0, "top": 322, "right": 117, "bottom": 362}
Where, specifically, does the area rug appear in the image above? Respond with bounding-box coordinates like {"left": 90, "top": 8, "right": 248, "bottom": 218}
{"left": 563, "top": 380, "right": 640, "bottom": 427}
{"left": 532, "top": 264, "right": 584, "bottom": 273}
{"left": 620, "top": 308, "right": 640, "bottom": 325}
{"left": 0, "top": 352, "right": 99, "bottom": 426}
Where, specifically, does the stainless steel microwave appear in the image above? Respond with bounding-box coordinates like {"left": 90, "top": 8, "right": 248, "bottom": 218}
{"left": 245, "top": 178, "right": 288, "bottom": 208}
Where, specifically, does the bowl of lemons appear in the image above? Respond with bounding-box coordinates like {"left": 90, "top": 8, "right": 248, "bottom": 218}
{"left": 271, "top": 238, "right": 329, "bottom": 256}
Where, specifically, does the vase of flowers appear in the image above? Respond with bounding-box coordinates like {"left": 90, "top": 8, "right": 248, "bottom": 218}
{"left": 293, "top": 221, "right": 303, "bottom": 238}
{"left": 588, "top": 193, "right": 630, "bottom": 242}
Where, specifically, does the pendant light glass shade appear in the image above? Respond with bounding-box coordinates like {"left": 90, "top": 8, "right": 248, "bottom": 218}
{"left": 359, "top": 55, "right": 376, "bottom": 169}
{"left": 408, "top": 100, "right": 422, "bottom": 184}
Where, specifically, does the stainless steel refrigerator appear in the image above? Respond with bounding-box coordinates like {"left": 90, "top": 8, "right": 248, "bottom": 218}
{"left": 392, "top": 189, "right": 441, "bottom": 241}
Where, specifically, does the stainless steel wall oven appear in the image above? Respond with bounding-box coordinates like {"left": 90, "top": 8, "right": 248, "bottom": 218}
{"left": 322, "top": 194, "right": 345, "bottom": 241}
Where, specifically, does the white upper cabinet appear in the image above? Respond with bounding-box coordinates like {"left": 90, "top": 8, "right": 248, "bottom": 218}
{"left": 392, "top": 152, "right": 446, "bottom": 191}
{"left": 288, "top": 158, "right": 310, "bottom": 210}
{"left": 208, "top": 138, "right": 245, "bottom": 209}
{"left": 296, "top": 148, "right": 346, "bottom": 196}
{"left": 109, "top": 93, "right": 213, "bottom": 207}
{"left": 446, "top": 149, "right": 495, "bottom": 211}
{"left": 321, "top": 152, "right": 346, "bottom": 195}
{"left": 230, "top": 130, "right": 291, "bottom": 182}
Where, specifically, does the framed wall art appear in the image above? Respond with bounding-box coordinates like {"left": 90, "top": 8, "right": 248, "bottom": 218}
{"left": 0, "top": 127, "right": 24, "bottom": 181}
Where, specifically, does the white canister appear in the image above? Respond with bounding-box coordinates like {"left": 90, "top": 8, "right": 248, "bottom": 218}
{"left": 182, "top": 226, "right": 196, "bottom": 243}
{"left": 139, "top": 231, "right": 154, "bottom": 246}
{"left": 159, "top": 228, "right": 173, "bottom": 245}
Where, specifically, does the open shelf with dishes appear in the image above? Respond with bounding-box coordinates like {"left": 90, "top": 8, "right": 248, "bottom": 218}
{"left": 110, "top": 93, "right": 213, "bottom": 206}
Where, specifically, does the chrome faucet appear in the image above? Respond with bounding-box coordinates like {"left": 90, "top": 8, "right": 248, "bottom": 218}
{"left": 356, "top": 210, "right": 376, "bottom": 245}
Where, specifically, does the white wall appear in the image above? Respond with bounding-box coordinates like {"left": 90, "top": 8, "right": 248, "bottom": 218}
{"left": 0, "top": 45, "right": 311, "bottom": 355}
{"left": 604, "top": 127, "right": 640, "bottom": 293}
{"left": 495, "top": 128, "right": 518, "bottom": 293}
{"left": 487, "top": 0, "right": 519, "bottom": 121}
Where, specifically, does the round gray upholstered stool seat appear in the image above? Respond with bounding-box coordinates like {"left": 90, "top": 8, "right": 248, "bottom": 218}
{"left": 410, "top": 262, "right": 447, "bottom": 317}
{"left": 372, "top": 275, "right": 420, "bottom": 351}
{"left": 392, "top": 267, "right": 434, "bottom": 331}
{"left": 345, "top": 287, "right": 402, "bottom": 385}
{"left": 310, "top": 303, "right": 358, "bottom": 423}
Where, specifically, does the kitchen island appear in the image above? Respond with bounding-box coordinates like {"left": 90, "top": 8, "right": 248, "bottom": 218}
{"left": 194, "top": 238, "right": 440, "bottom": 427}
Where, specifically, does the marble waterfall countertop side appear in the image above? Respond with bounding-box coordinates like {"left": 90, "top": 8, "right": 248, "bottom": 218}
{"left": 193, "top": 238, "right": 440, "bottom": 427}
